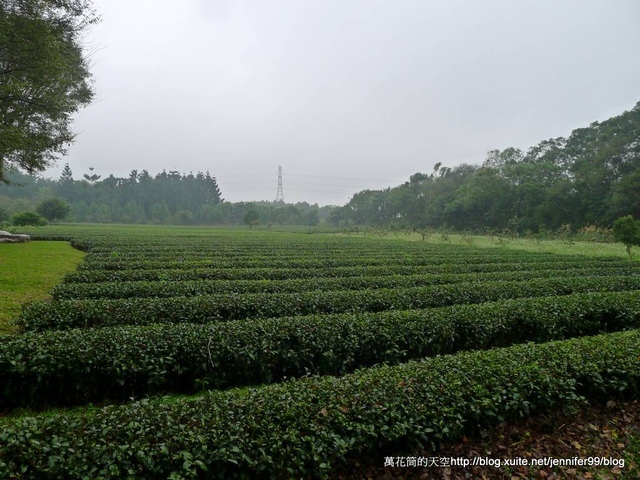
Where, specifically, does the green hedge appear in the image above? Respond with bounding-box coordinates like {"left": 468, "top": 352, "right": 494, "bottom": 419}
{"left": 75, "top": 253, "right": 626, "bottom": 271}
{"left": 3, "top": 291, "right": 640, "bottom": 409}
{"left": 50, "top": 266, "right": 639, "bottom": 300}
{"left": 19, "top": 275, "right": 640, "bottom": 332}
{"left": 75, "top": 242, "right": 555, "bottom": 256}
{"left": 1, "top": 329, "right": 638, "bottom": 479}
{"left": 62, "top": 259, "right": 635, "bottom": 284}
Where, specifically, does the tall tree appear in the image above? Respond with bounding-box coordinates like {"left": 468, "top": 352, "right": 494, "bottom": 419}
{"left": 83, "top": 167, "right": 101, "bottom": 184}
{"left": 36, "top": 197, "right": 70, "bottom": 221}
{"left": 613, "top": 215, "right": 640, "bottom": 259}
{"left": 0, "top": 0, "right": 99, "bottom": 182}
{"left": 59, "top": 163, "right": 73, "bottom": 184}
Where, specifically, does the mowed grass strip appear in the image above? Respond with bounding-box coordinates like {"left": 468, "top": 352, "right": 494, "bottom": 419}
{"left": 0, "top": 242, "right": 85, "bottom": 335}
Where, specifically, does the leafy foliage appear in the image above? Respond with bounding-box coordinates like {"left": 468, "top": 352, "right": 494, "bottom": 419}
{"left": 0, "top": 329, "right": 638, "bottom": 478}
{"left": 35, "top": 197, "right": 70, "bottom": 221}
{"left": 0, "top": 167, "right": 334, "bottom": 226}
{"left": 61, "top": 257, "right": 633, "bottom": 283}
{"left": 2, "top": 291, "right": 640, "bottom": 409}
{"left": 50, "top": 265, "right": 638, "bottom": 300}
{"left": 0, "top": 0, "right": 99, "bottom": 181}
{"left": 2, "top": 226, "right": 640, "bottom": 477}
{"left": 613, "top": 215, "right": 640, "bottom": 259}
{"left": 11, "top": 211, "right": 46, "bottom": 226}
{"left": 19, "top": 274, "right": 640, "bottom": 332}
{"left": 243, "top": 209, "right": 260, "bottom": 227}
{"left": 341, "top": 103, "right": 640, "bottom": 232}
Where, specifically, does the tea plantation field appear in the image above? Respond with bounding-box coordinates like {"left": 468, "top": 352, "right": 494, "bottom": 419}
{"left": 1, "top": 225, "right": 639, "bottom": 478}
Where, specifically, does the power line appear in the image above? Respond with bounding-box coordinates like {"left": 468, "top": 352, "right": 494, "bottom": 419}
{"left": 285, "top": 180, "right": 383, "bottom": 188}
{"left": 287, "top": 172, "right": 405, "bottom": 183}
{"left": 216, "top": 172, "right": 274, "bottom": 178}
{"left": 217, "top": 171, "right": 404, "bottom": 184}
{"left": 218, "top": 180, "right": 270, "bottom": 186}
{"left": 287, "top": 186, "right": 357, "bottom": 195}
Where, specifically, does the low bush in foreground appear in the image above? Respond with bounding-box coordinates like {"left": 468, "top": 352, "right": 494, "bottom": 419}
{"left": 2, "top": 291, "right": 640, "bottom": 409}
{"left": 0, "top": 329, "right": 638, "bottom": 479}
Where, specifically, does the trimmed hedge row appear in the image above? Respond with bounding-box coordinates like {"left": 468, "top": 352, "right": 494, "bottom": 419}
{"left": 62, "top": 260, "right": 637, "bottom": 284}
{"left": 81, "top": 248, "right": 578, "bottom": 262}
{"left": 76, "top": 251, "right": 627, "bottom": 271}
{"left": 50, "top": 266, "right": 640, "bottom": 300}
{"left": 19, "top": 275, "right": 640, "bottom": 332}
{"left": 84, "top": 242, "right": 370, "bottom": 253}
{"left": 27, "top": 233, "right": 74, "bottom": 242}
{"left": 68, "top": 238, "right": 577, "bottom": 255}
{"left": 1, "top": 329, "right": 638, "bottom": 479}
{"left": 2, "top": 291, "right": 640, "bottom": 409}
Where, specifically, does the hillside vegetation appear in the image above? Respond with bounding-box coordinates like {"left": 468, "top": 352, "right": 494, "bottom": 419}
{"left": 335, "top": 102, "right": 640, "bottom": 232}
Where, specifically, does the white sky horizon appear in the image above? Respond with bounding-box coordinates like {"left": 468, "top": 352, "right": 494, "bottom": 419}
{"left": 41, "top": 0, "right": 640, "bottom": 206}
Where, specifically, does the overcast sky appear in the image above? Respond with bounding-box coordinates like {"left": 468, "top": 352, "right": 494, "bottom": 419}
{"left": 48, "top": 0, "right": 640, "bottom": 205}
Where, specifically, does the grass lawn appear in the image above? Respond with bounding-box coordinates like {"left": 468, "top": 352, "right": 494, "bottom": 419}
{"left": 0, "top": 241, "right": 84, "bottom": 335}
{"left": 340, "top": 230, "right": 634, "bottom": 259}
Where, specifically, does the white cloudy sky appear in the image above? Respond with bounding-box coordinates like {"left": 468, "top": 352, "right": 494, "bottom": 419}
{"left": 49, "top": 0, "right": 640, "bottom": 205}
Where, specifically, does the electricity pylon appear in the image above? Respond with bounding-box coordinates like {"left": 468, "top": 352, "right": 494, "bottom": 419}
{"left": 275, "top": 165, "right": 284, "bottom": 202}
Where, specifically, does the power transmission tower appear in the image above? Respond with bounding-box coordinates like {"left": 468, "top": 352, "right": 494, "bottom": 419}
{"left": 275, "top": 165, "right": 285, "bottom": 202}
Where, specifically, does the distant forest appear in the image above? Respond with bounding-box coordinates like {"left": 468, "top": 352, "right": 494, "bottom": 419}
{"left": 1, "top": 102, "right": 639, "bottom": 232}
{"left": 0, "top": 168, "right": 328, "bottom": 226}
{"left": 330, "top": 102, "right": 640, "bottom": 233}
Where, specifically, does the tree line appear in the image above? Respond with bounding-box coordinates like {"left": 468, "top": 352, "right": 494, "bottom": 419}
{"left": 3, "top": 102, "right": 639, "bottom": 231}
{"left": 0, "top": 166, "right": 328, "bottom": 226}
{"left": 330, "top": 102, "right": 640, "bottom": 233}
{"left": 2, "top": 3, "right": 639, "bottom": 236}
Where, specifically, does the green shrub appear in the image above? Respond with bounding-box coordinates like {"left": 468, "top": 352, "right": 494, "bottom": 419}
{"left": 0, "top": 329, "right": 638, "bottom": 479}
{"left": 35, "top": 197, "right": 71, "bottom": 222}
{"left": 2, "top": 291, "right": 640, "bottom": 409}
{"left": 0, "top": 207, "right": 10, "bottom": 223}
{"left": 50, "top": 266, "right": 639, "bottom": 300}
{"left": 73, "top": 250, "right": 597, "bottom": 271}
{"left": 18, "top": 275, "right": 640, "bottom": 332}
{"left": 61, "top": 258, "right": 633, "bottom": 284}
{"left": 11, "top": 211, "right": 47, "bottom": 226}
